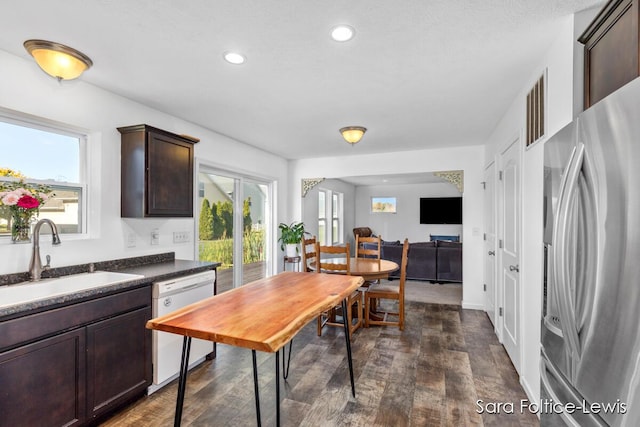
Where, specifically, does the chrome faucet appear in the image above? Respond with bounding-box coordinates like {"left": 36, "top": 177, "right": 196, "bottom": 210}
{"left": 29, "top": 219, "right": 62, "bottom": 281}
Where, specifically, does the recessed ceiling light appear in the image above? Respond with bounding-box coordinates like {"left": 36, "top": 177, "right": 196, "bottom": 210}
{"left": 331, "top": 25, "right": 355, "bottom": 42}
{"left": 223, "top": 51, "right": 246, "bottom": 65}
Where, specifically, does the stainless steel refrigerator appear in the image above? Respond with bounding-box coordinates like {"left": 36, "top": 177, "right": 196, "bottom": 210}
{"left": 542, "top": 76, "right": 640, "bottom": 426}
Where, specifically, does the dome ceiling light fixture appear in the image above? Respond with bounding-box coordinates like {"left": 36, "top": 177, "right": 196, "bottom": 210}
{"left": 331, "top": 25, "right": 355, "bottom": 42}
{"left": 23, "top": 39, "right": 93, "bottom": 81}
{"left": 223, "top": 51, "right": 246, "bottom": 65}
{"left": 340, "top": 126, "right": 367, "bottom": 145}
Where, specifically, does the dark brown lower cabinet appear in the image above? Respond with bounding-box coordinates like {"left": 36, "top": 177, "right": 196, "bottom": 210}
{"left": 0, "top": 329, "right": 86, "bottom": 427}
{"left": 0, "top": 286, "right": 151, "bottom": 427}
{"left": 87, "top": 307, "right": 152, "bottom": 420}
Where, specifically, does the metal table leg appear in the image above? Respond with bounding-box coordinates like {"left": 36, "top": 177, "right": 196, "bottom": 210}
{"left": 342, "top": 299, "right": 356, "bottom": 397}
{"left": 174, "top": 336, "right": 192, "bottom": 427}
{"left": 282, "top": 339, "right": 293, "bottom": 380}
{"left": 252, "top": 350, "right": 262, "bottom": 427}
{"left": 275, "top": 350, "right": 281, "bottom": 426}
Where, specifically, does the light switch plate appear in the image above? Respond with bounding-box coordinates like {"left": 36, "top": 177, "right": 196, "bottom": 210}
{"left": 126, "top": 233, "right": 136, "bottom": 248}
{"left": 151, "top": 228, "right": 160, "bottom": 245}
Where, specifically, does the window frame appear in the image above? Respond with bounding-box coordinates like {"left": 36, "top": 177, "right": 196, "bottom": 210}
{"left": 318, "top": 190, "right": 327, "bottom": 246}
{"left": 317, "top": 188, "right": 343, "bottom": 246}
{"left": 331, "top": 192, "right": 342, "bottom": 245}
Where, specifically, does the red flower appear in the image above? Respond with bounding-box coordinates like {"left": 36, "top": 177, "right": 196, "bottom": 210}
{"left": 16, "top": 194, "right": 40, "bottom": 209}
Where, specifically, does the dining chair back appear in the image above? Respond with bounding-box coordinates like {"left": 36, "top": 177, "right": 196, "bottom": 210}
{"left": 364, "top": 238, "right": 409, "bottom": 330}
{"left": 355, "top": 235, "right": 381, "bottom": 260}
{"left": 315, "top": 243, "right": 351, "bottom": 274}
{"left": 301, "top": 236, "right": 317, "bottom": 272}
{"left": 314, "top": 243, "right": 362, "bottom": 337}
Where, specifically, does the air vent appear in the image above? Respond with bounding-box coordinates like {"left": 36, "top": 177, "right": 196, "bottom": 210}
{"left": 526, "top": 72, "right": 546, "bottom": 146}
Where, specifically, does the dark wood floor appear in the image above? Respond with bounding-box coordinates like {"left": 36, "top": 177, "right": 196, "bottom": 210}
{"left": 101, "top": 301, "right": 539, "bottom": 426}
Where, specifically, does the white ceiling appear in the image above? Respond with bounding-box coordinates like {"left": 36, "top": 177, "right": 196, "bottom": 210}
{"left": 1, "top": 0, "right": 602, "bottom": 160}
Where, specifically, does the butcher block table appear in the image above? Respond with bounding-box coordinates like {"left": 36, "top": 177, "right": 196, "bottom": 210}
{"left": 146, "top": 271, "right": 364, "bottom": 427}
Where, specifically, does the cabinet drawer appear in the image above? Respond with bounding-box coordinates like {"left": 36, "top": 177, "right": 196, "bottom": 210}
{"left": 0, "top": 286, "right": 151, "bottom": 351}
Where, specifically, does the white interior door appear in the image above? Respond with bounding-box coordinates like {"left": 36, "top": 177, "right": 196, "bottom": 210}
{"left": 484, "top": 162, "right": 497, "bottom": 327}
{"left": 499, "top": 138, "right": 522, "bottom": 373}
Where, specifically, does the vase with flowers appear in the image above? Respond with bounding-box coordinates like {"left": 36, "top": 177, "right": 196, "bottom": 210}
{"left": 0, "top": 180, "right": 52, "bottom": 243}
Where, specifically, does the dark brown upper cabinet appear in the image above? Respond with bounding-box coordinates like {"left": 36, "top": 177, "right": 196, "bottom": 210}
{"left": 579, "top": 0, "right": 640, "bottom": 109}
{"left": 118, "top": 124, "right": 198, "bottom": 218}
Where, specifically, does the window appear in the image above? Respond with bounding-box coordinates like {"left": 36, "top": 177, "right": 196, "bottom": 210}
{"left": 318, "top": 189, "right": 343, "bottom": 246}
{"left": 0, "top": 116, "right": 86, "bottom": 238}
{"left": 318, "top": 190, "right": 326, "bottom": 246}
{"left": 332, "top": 192, "right": 341, "bottom": 244}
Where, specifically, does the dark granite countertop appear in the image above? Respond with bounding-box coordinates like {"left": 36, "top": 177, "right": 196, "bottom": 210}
{"left": 0, "top": 253, "right": 220, "bottom": 318}
{"left": 112, "top": 259, "right": 217, "bottom": 283}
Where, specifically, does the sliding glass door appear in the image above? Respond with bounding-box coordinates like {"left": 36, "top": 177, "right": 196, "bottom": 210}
{"left": 197, "top": 167, "right": 272, "bottom": 293}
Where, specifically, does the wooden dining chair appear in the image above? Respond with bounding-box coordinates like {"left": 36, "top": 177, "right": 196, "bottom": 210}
{"left": 355, "top": 234, "right": 382, "bottom": 312}
{"left": 355, "top": 235, "right": 381, "bottom": 259}
{"left": 315, "top": 243, "right": 363, "bottom": 337}
{"left": 364, "top": 238, "right": 409, "bottom": 330}
{"left": 300, "top": 235, "right": 317, "bottom": 272}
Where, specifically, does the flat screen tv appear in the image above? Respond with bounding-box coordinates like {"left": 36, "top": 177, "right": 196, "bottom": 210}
{"left": 420, "top": 197, "right": 462, "bottom": 224}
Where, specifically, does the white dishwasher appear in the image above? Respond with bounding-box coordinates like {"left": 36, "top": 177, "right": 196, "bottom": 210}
{"left": 148, "top": 270, "right": 216, "bottom": 395}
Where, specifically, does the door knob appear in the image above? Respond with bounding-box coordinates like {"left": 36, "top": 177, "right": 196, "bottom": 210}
{"left": 488, "top": 251, "right": 495, "bottom": 256}
{"left": 509, "top": 264, "right": 519, "bottom": 272}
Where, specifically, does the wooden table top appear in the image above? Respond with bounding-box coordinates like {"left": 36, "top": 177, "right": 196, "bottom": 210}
{"left": 317, "top": 257, "right": 399, "bottom": 279}
{"left": 146, "top": 271, "right": 364, "bottom": 353}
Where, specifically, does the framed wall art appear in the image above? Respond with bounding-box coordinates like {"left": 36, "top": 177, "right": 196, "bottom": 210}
{"left": 371, "top": 197, "right": 397, "bottom": 213}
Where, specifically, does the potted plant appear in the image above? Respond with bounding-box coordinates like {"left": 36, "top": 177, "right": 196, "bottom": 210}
{"left": 278, "top": 221, "right": 305, "bottom": 257}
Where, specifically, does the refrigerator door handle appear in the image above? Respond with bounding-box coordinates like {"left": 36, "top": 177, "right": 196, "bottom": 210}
{"left": 552, "top": 143, "right": 585, "bottom": 361}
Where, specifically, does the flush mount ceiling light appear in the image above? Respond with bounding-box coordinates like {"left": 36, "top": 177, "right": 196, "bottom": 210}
{"left": 340, "top": 126, "right": 367, "bottom": 145}
{"left": 223, "top": 51, "right": 246, "bottom": 65}
{"left": 23, "top": 39, "right": 93, "bottom": 81}
{"left": 331, "top": 25, "right": 355, "bottom": 42}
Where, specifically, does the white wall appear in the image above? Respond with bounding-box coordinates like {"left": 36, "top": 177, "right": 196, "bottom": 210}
{"left": 354, "top": 182, "right": 462, "bottom": 242}
{"left": 290, "top": 144, "right": 485, "bottom": 310}
{"left": 482, "top": 10, "right": 599, "bottom": 403}
{"left": 0, "top": 49, "right": 288, "bottom": 275}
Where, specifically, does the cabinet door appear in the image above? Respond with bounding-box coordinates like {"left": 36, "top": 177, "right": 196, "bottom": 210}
{"left": 580, "top": 0, "right": 639, "bottom": 108}
{"left": 146, "top": 131, "right": 193, "bottom": 216}
{"left": 86, "top": 306, "right": 152, "bottom": 420}
{"left": 0, "top": 329, "right": 86, "bottom": 427}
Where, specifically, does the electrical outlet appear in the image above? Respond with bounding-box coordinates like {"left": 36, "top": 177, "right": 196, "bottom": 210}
{"left": 126, "top": 233, "right": 136, "bottom": 248}
{"left": 151, "top": 228, "right": 160, "bottom": 245}
{"left": 173, "top": 231, "right": 190, "bottom": 243}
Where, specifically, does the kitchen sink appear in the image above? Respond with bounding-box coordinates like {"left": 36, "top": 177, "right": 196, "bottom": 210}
{"left": 0, "top": 271, "right": 144, "bottom": 309}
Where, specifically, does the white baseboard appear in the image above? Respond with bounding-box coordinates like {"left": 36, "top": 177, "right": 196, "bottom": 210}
{"left": 461, "top": 301, "right": 484, "bottom": 310}
{"left": 520, "top": 375, "right": 539, "bottom": 406}
{"left": 519, "top": 375, "right": 541, "bottom": 420}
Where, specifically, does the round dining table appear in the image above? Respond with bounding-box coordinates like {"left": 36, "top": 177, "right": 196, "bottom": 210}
{"left": 313, "top": 257, "right": 399, "bottom": 322}
{"left": 314, "top": 257, "right": 399, "bottom": 280}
